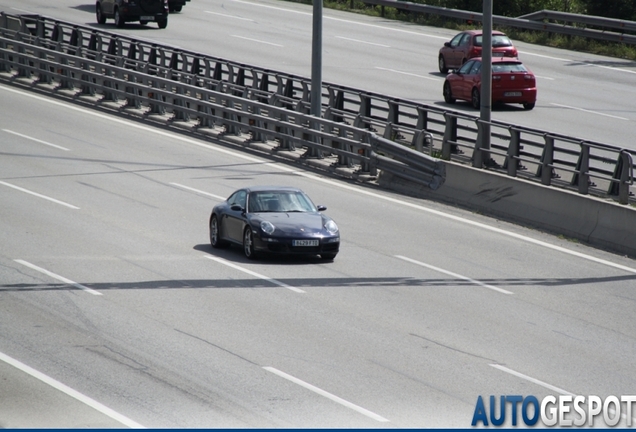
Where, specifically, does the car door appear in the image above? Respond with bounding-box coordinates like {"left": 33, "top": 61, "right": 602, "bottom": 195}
{"left": 224, "top": 190, "right": 247, "bottom": 242}
{"left": 452, "top": 33, "right": 472, "bottom": 68}
{"left": 455, "top": 60, "right": 478, "bottom": 99}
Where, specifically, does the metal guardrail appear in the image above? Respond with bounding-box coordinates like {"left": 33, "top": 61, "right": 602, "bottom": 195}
{"left": 0, "top": 12, "right": 633, "bottom": 204}
{"left": 0, "top": 34, "right": 445, "bottom": 190}
{"left": 360, "top": 0, "right": 636, "bottom": 44}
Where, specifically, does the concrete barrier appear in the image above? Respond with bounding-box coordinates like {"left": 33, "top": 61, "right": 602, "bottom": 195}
{"left": 379, "top": 160, "right": 636, "bottom": 258}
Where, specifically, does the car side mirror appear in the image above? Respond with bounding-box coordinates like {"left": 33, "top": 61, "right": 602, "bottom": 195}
{"left": 230, "top": 204, "right": 243, "bottom": 212}
{"left": 444, "top": 42, "right": 451, "bottom": 47}
{"left": 317, "top": 205, "right": 327, "bottom": 211}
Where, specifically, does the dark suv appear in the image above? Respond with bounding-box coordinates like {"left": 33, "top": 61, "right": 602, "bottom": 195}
{"left": 96, "top": 0, "right": 169, "bottom": 29}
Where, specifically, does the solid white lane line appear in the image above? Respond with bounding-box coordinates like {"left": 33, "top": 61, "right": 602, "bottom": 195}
{"left": 491, "top": 364, "right": 573, "bottom": 395}
{"left": 263, "top": 366, "right": 390, "bottom": 422}
{"left": 14, "top": 260, "right": 102, "bottom": 296}
{"left": 551, "top": 103, "right": 629, "bottom": 120}
{"left": 2, "top": 129, "right": 70, "bottom": 151}
{"left": 204, "top": 11, "right": 255, "bottom": 21}
{"left": 375, "top": 67, "right": 441, "bottom": 81}
{"left": 3, "top": 84, "right": 635, "bottom": 275}
{"left": 231, "top": 35, "right": 283, "bottom": 47}
{"left": 336, "top": 36, "right": 390, "bottom": 48}
{"left": 170, "top": 183, "right": 226, "bottom": 200}
{"left": 0, "top": 351, "right": 144, "bottom": 428}
{"left": 204, "top": 255, "right": 305, "bottom": 293}
{"left": 0, "top": 181, "right": 80, "bottom": 209}
{"left": 395, "top": 255, "right": 513, "bottom": 295}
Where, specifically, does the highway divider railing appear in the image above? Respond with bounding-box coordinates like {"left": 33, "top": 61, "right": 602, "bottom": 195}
{"left": 0, "top": 35, "right": 445, "bottom": 190}
{"left": 0, "top": 13, "right": 633, "bottom": 204}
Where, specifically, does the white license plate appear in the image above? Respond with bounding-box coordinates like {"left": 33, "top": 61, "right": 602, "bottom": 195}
{"left": 504, "top": 91, "right": 522, "bottom": 97}
{"left": 493, "top": 52, "right": 504, "bottom": 57}
{"left": 292, "top": 239, "right": 319, "bottom": 247}
{"left": 140, "top": 16, "right": 155, "bottom": 21}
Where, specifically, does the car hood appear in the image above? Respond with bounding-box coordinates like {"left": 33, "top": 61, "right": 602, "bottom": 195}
{"left": 255, "top": 212, "right": 332, "bottom": 235}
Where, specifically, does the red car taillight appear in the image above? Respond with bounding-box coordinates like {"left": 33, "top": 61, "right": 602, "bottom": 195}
{"left": 470, "top": 47, "right": 481, "bottom": 58}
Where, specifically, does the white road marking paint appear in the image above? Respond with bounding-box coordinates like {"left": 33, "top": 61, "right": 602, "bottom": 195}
{"left": 491, "top": 364, "right": 573, "bottom": 395}
{"left": 3, "top": 84, "right": 635, "bottom": 275}
{"left": 375, "top": 66, "right": 441, "bottom": 81}
{"left": 230, "top": 0, "right": 447, "bottom": 39}
{"left": 0, "top": 351, "right": 144, "bottom": 428}
{"left": 550, "top": 103, "right": 629, "bottom": 120}
{"left": 170, "top": 183, "right": 226, "bottom": 200}
{"left": 231, "top": 35, "right": 283, "bottom": 47}
{"left": 491, "top": 364, "right": 636, "bottom": 423}
{"left": 395, "top": 255, "right": 513, "bottom": 294}
{"left": 14, "top": 260, "right": 102, "bottom": 296}
{"left": 533, "top": 75, "right": 555, "bottom": 80}
{"left": 263, "top": 366, "right": 390, "bottom": 422}
{"left": 0, "top": 181, "right": 80, "bottom": 209}
{"left": 335, "top": 36, "right": 390, "bottom": 48}
{"left": 2, "top": 129, "right": 70, "bottom": 151}
{"left": 204, "top": 255, "right": 305, "bottom": 293}
{"left": 204, "top": 11, "right": 255, "bottom": 21}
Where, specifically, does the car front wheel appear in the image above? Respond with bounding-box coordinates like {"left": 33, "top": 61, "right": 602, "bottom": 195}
{"left": 443, "top": 81, "right": 456, "bottom": 104}
{"left": 438, "top": 55, "right": 448, "bottom": 74}
{"left": 471, "top": 88, "right": 480, "bottom": 109}
{"left": 96, "top": 4, "right": 106, "bottom": 24}
{"left": 243, "top": 228, "right": 257, "bottom": 260}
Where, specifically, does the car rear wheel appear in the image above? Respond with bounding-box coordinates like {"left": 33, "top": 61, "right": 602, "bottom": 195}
{"left": 523, "top": 102, "right": 535, "bottom": 110}
{"left": 210, "top": 216, "right": 229, "bottom": 249}
{"left": 96, "top": 4, "right": 106, "bottom": 24}
{"left": 438, "top": 55, "right": 448, "bottom": 74}
{"left": 157, "top": 18, "right": 168, "bottom": 29}
{"left": 243, "top": 228, "right": 258, "bottom": 260}
{"left": 443, "top": 81, "right": 455, "bottom": 104}
{"left": 471, "top": 88, "right": 480, "bottom": 109}
{"left": 114, "top": 8, "right": 125, "bottom": 28}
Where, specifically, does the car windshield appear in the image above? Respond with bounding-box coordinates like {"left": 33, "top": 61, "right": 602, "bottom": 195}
{"left": 474, "top": 35, "right": 513, "bottom": 47}
{"left": 248, "top": 191, "right": 317, "bottom": 213}
{"left": 492, "top": 62, "right": 528, "bottom": 72}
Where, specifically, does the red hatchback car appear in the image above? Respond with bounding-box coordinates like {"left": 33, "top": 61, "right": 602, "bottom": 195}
{"left": 443, "top": 57, "right": 537, "bottom": 110}
{"left": 438, "top": 30, "right": 518, "bottom": 73}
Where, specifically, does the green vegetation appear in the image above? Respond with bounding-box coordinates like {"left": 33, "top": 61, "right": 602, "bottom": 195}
{"left": 282, "top": 0, "right": 636, "bottom": 60}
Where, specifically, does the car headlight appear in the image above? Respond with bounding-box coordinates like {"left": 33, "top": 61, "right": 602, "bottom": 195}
{"left": 324, "top": 220, "right": 339, "bottom": 235}
{"left": 260, "top": 220, "right": 275, "bottom": 235}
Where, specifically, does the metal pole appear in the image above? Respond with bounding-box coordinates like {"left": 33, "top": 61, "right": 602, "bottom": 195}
{"left": 309, "top": 0, "right": 323, "bottom": 158}
{"left": 479, "top": 0, "right": 492, "bottom": 166}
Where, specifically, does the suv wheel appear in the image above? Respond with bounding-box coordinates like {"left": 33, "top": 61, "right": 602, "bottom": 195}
{"left": 96, "top": 3, "right": 106, "bottom": 24}
{"left": 157, "top": 18, "right": 168, "bottom": 29}
{"left": 114, "top": 8, "right": 125, "bottom": 28}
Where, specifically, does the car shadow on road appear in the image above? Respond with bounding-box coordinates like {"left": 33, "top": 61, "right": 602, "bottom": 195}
{"left": 193, "top": 244, "right": 332, "bottom": 266}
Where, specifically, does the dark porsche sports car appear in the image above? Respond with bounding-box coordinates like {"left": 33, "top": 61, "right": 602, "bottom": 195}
{"left": 209, "top": 186, "right": 340, "bottom": 260}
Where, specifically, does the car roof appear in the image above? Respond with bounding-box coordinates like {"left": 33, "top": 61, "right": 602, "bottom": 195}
{"left": 463, "top": 30, "right": 506, "bottom": 36}
{"left": 243, "top": 186, "right": 304, "bottom": 193}
{"left": 470, "top": 57, "right": 523, "bottom": 64}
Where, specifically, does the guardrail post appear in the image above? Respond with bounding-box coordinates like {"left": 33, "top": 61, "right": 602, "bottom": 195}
{"left": 609, "top": 150, "right": 633, "bottom": 204}
{"left": 416, "top": 106, "right": 428, "bottom": 131}
{"left": 504, "top": 126, "right": 521, "bottom": 176}
{"left": 538, "top": 134, "right": 555, "bottom": 186}
{"left": 359, "top": 94, "right": 371, "bottom": 130}
{"left": 441, "top": 113, "right": 457, "bottom": 160}
{"left": 570, "top": 142, "right": 590, "bottom": 194}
